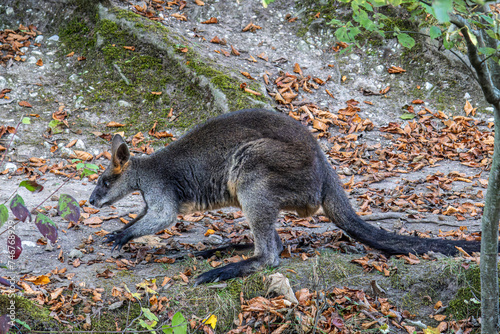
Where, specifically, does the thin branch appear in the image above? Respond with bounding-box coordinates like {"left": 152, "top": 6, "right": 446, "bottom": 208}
{"left": 417, "top": 0, "right": 432, "bottom": 7}
{"left": 0, "top": 172, "right": 76, "bottom": 238}
{"left": 450, "top": 15, "right": 500, "bottom": 104}
{"left": 479, "top": 52, "right": 498, "bottom": 65}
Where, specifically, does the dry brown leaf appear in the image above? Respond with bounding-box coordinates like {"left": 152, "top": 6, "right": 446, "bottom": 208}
{"left": 123, "top": 46, "right": 135, "bottom": 51}
{"left": 66, "top": 51, "right": 75, "bottom": 57}
{"left": 106, "top": 121, "right": 125, "bottom": 127}
{"left": 267, "top": 273, "right": 298, "bottom": 304}
{"left": 36, "top": 58, "right": 43, "bottom": 66}
{"left": 242, "top": 22, "right": 262, "bottom": 32}
{"left": 293, "top": 63, "right": 303, "bottom": 76}
{"left": 18, "top": 100, "right": 32, "bottom": 108}
{"left": 66, "top": 139, "right": 77, "bottom": 148}
{"left": 179, "top": 272, "right": 189, "bottom": 283}
{"left": 201, "top": 17, "right": 218, "bottom": 24}
{"left": 230, "top": 45, "right": 240, "bottom": 56}
{"left": 464, "top": 100, "right": 476, "bottom": 116}
{"left": 387, "top": 65, "right": 406, "bottom": 74}
{"left": 257, "top": 52, "right": 268, "bottom": 61}
{"left": 243, "top": 87, "right": 261, "bottom": 96}
{"left": 210, "top": 36, "right": 221, "bottom": 44}
{"left": 171, "top": 13, "right": 187, "bottom": 21}
{"left": 73, "top": 150, "right": 93, "bottom": 161}
{"left": 240, "top": 71, "right": 255, "bottom": 80}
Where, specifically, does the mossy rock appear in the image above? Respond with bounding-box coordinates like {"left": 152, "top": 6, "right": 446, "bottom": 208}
{"left": 0, "top": 294, "right": 62, "bottom": 332}
{"left": 447, "top": 264, "right": 500, "bottom": 320}
{"left": 58, "top": 4, "right": 271, "bottom": 135}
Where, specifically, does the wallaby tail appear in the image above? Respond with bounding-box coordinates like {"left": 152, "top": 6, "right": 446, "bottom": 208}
{"left": 321, "top": 168, "right": 481, "bottom": 256}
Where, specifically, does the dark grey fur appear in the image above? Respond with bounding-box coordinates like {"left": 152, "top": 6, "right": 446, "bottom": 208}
{"left": 89, "top": 109, "right": 482, "bottom": 284}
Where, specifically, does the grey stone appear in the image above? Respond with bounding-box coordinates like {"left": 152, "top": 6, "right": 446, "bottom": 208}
{"left": 35, "top": 35, "right": 44, "bottom": 43}
{"left": 68, "top": 249, "right": 84, "bottom": 259}
{"left": 117, "top": 100, "right": 131, "bottom": 107}
{"left": 60, "top": 147, "right": 74, "bottom": 157}
{"left": 69, "top": 74, "right": 79, "bottom": 82}
{"left": 48, "top": 35, "right": 59, "bottom": 41}
{"left": 0, "top": 76, "right": 7, "bottom": 90}
{"left": 21, "top": 241, "right": 37, "bottom": 248}
{"left": 424, "top": 82, "right": 434, "bottom": 90}
{"left": 75, "top": 139, "right": 86, "bottom": 149}
{"left": 27, "top": 56, "right": 38, "bottom": 64}
{"left": 374, "top": 65, "right": 384, "bottom": 74}
{"left": 463, "top": 92, "right": 471, "bottom": 100}
{"left": 4, "top": 163, "right": 16, "bottom": 171}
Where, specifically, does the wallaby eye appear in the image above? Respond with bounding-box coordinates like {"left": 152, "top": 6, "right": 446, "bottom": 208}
{"left": 103, "top": 180, "right": 110, "bottom": 188}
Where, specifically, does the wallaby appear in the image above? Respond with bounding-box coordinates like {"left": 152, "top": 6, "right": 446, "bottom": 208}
{"left": 90, "top": 108, "right": 483, "bottom": 285}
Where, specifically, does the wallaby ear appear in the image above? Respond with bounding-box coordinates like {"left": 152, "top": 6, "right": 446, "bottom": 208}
{"left": 111, "top": 134, "right": 130, "bottom": 169}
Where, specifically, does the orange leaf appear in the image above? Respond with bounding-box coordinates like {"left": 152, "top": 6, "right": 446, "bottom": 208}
{"left": 201, "top": 17, "right": 218, "bottom": 24}
{"left": 240, "top": 71, "right": 255, "bottom": 80}
{"left": 387, "top": 65, "right": 406, "bottom": 74}
{"left": 18, "top": 100, "right": 32, "bottom": 108}
{"left": 210, "top": 36, "right": 221, "bottom": 44}
{"left": 293, "top": 63, "right": 302, "bottom": 76}
{"left": 66, "top": 51, "right": 75, "bottom": 57}
{"left": 230, "top": 45, "right": 240, "bottom": 56}
{"left": 36, "top": 59, "right": 43, "bottom": 66}
{"left": 106, "top": 121, "right": 125, "bottom": 127}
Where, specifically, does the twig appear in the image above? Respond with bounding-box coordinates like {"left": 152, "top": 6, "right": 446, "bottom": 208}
{"left": 0, "top": 172, "right": 76, "bottom": 237}
{"left": 113, "top": 63, "right": 131, "bottom": 85}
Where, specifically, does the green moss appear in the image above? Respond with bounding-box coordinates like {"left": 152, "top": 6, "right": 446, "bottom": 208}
{"left": 0, "top": 294, "right": 63, "bottom": 331}
{"left": 78, "top": 300, "right": 142, "bottom": 331}
{"left": 447, "top": 264, "right": 500, "bottom": 319}
{"left": 59, "top": 18, "right": 95, "bottom": 53}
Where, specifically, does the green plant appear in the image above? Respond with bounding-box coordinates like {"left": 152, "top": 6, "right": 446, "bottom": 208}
{"left": 73, "top": 159, "right": 99, "bottom": 178}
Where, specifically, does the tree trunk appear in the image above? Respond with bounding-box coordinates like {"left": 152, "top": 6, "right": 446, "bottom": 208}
{"left": 480, "top": 103, "right": 500, "bottom": 333}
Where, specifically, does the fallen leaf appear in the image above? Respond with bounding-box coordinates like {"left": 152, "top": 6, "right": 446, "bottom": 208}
{"left": 36, "top": 59, "right": 43, "bottom": 66}
{"left": 388, "top": 65, "right": 406, "bottom": 74}
{"left": 231, "top": 45, "right": 240, "bottom": 56}
{"left": 293, "top": 63, "right": 303, "bottom": 76}
{"left": 18, "top": 101, "right": 32, "bottom": 108}
{"left": 106, "top": 121, "right": 125, "bottom": 127}
{"left": 267, "top": 273, "right": 298, "bottom": 304}
{"left": 201, "top": 17, "right": 218, "bottom": 24}
{"left": 240, "top": 71, "right": 255, "bottom": 80}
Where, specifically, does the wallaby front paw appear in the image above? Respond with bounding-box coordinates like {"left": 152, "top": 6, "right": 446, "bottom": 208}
{"left": 103, "top": 230, "right": 133, "bottom": 252}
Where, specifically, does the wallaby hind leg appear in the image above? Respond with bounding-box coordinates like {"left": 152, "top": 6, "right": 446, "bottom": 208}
{"left": 194, "top": 198, "right": 282, "bottom": 285}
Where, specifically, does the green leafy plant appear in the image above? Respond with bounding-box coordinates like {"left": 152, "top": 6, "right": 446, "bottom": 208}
{"left": 73, "top": 159, "right": 99, "bottom": 178}
{"left": 162, "top": 312, "right": 188, "bottom": 334}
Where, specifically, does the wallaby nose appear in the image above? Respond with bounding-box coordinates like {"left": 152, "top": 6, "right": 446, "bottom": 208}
{"left": 89, "top": 196, "right": 95, "bottom": 206}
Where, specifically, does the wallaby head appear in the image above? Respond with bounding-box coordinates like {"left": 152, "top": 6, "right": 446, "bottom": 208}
{"left": 89, "top": 134, "right": 137, "bottom": 208}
